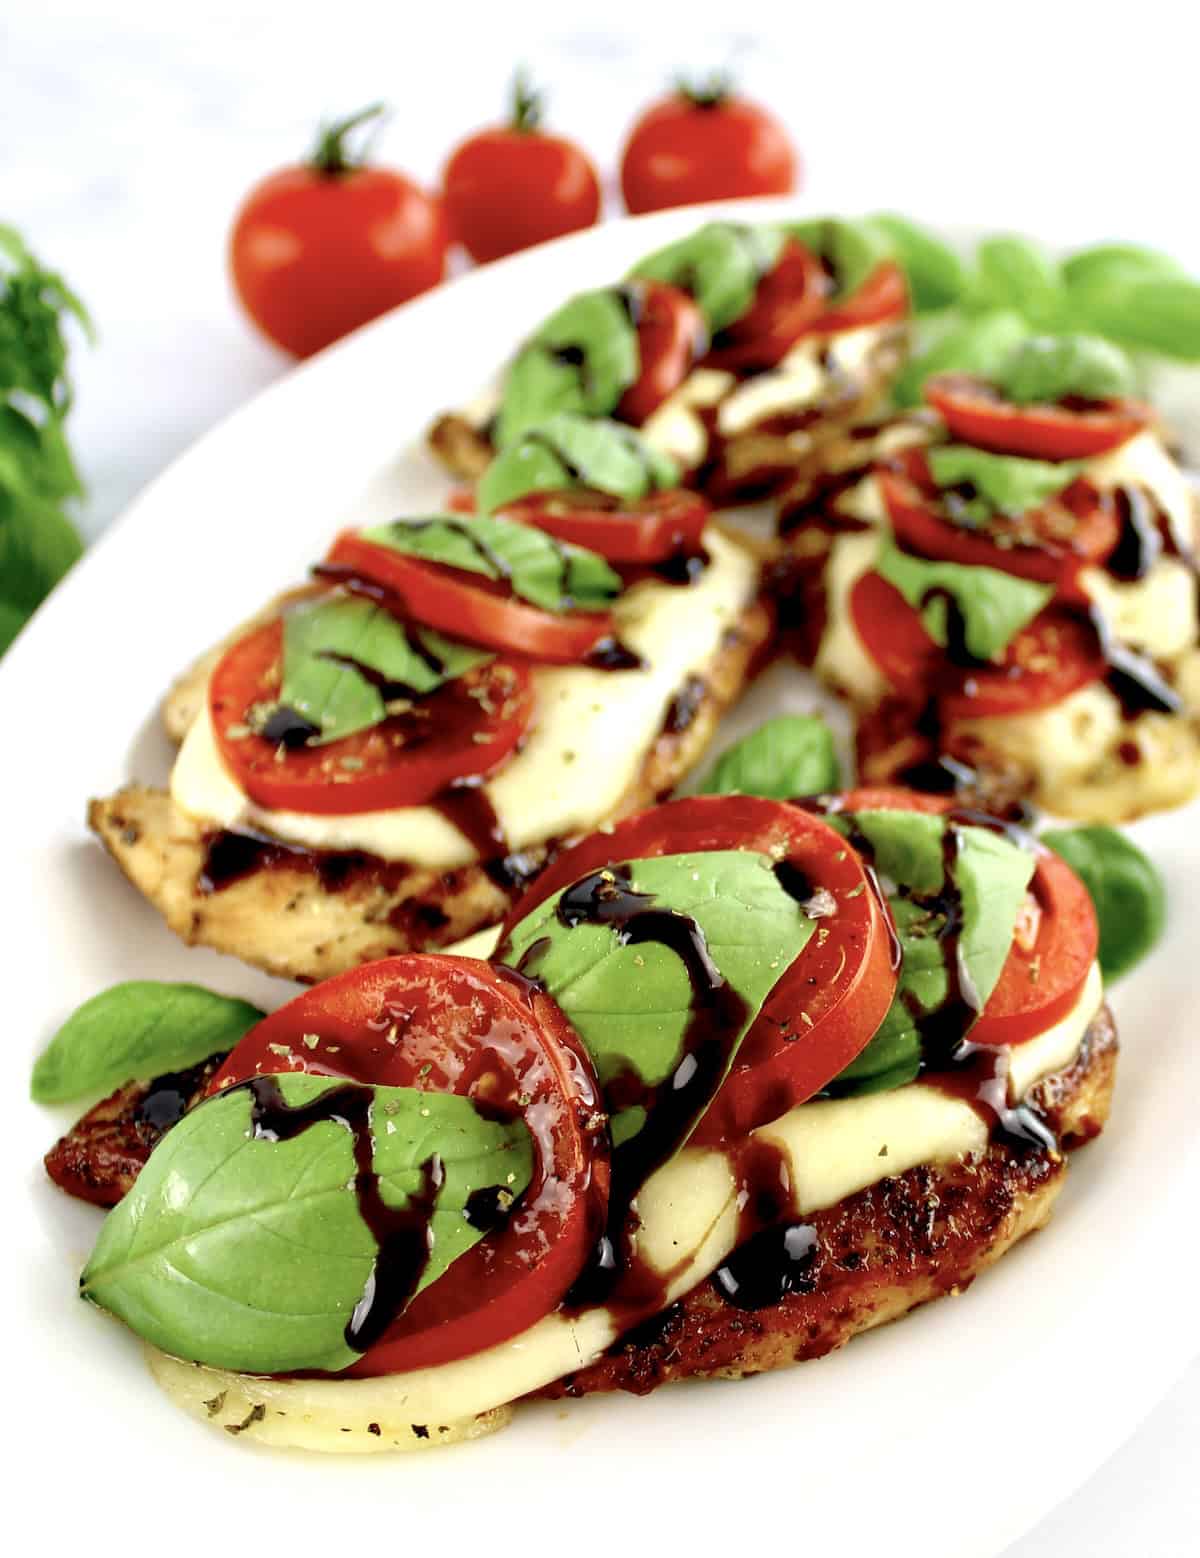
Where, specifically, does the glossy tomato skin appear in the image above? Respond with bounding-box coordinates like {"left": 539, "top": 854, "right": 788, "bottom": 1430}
{"left": 442, "top": 128, "right": 600, "bottom": 263}
{"left": 937, "top": 609, "right": 1107, "bottom": 720}
{"left": 617, "top": 283, "right": 707, "bottom": 424}
{"left": 925, "top": 375, "right": 1152, "bottom": 461}
{"left": 211, "top": 955, "right": 609, "bottom": 1375}
{"left": 620, "top": 93, "right": 798, "bottom": 214}
{"left": 497, "top": 488, "right": 710, "bottom": 564}
{"left": 230, "top": 165, "right": 449, "bottom": 358}
{"left": 496, "top": 794, "right": 898, "bottom": 1142}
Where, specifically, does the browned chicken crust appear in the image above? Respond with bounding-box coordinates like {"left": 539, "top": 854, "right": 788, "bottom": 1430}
{"left": 89, "top": 605, "right": 770, "bottom": 984}
{"left": 538, "top": 1004, "right": 1116, "bottom": 1399}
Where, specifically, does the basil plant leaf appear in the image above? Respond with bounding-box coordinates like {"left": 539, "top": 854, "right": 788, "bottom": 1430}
{"left": 876, "top": 541, "right": 1053, "bottom": 662}
{"left": 782, "top": 216, "right": 894, "bottom": 299}
{"left": 80, "top": 1074, "right": 532, "bottom": 1375}
{"left": 359, "top": 513, "right": 622, "bottom": 614}
{"left": 477, "top": 413, "right": 679, "bottom": 516}
{"left": 871, "top": 214, "right": 967, "bottom": 313}
{"left": 967, "top": 234, "right": 1066, "bottom": 328}
{"left": 1073, "top": 276, "right": 1200, "bottom": 362}
{"left": 279, "top": 596, "right": 490, "bottom": 746}
{"left": 31, "top": 981, "right": 265, "bottom": 1105}
{"left": 630, "top": 221, "right": 784, "bottom": 332}
{"left": 827, "top": 814, "right": 1036, "bottom": 1097}
{"left": 893, "top": 309, "right": 1030, "bottom": 407}
{"left": 1061, "top": 242, "right": 1185, "bottom": 295}
{"left": 0, "top": 598, "right": 26, "bottom": 655}
{"left": 494, "top": 289, "right": 640, "bottom": 447}
{"left": 994, "top": 334, "right": 1137, "bottom": 405}
{"left": 1042, "top": 825, "right": 1166, "bottom": 982}
{"left": 0, "top": 480, "right": 84, "bottom": 614}
{"left": 701, "top": 715, "right": 840, "bottom": 800}
{"left": 927, "top": 445, "right": 1083, "bottom": 516}
{"left": 499, "top": 851, "right": 815, "bottom": 1150}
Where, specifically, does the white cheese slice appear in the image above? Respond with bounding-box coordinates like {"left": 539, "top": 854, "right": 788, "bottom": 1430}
{"left": 639, "top": 368, "right": 734, "bottom": 468}
{"left": 152, "top": 962, "right": 1101, "bottom": 1447}
{"left": 1084, "top": 429, "right": 1198, "bottom": 555}
{"left": 170, "top": 528, "right": 758, "bottom": 871}
{"left": 1079, "top": 557, "right": 1198, "bottom": 661}
{"left": 813, "top": 530, "right": 888, "bottom": 705}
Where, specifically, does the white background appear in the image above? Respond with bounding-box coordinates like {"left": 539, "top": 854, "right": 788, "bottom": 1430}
{"left": 3, "top": 0, "right": 1197, "bottom": 1549}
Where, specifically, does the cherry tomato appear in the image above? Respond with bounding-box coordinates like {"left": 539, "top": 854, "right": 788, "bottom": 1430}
{"left": 210, "top": 955, "right": 608, "bottom": 1373}
{"left": 325, "top": 530, "right": 616, "bottom": 663}
{"left": 441, "top": 72, "right": 600, "bottom": 263}
{"left": 230, "top": 104, "right": 449, "bottom": 359}
{"left": 925, "top": 374, "right": 1152, "bottom": 461}
{"left": 210, "top": 614, "right": 533, "bottom": 815}
{"left": 938, "top": 608, "right": 1106, "bottom": 720}
{"left": 496, "top": 488, "right": 710, "bottom": 565}
{"left": 849, "top": 569, "right": 941, "bottom": 692}
{"left": 496, "top": 794, "right": 899, "bottom": 1143}
{"left": 703, "top": 238, "right": 831, "bottom": 372}
{"left": 620, "top": 78, "right": 798, "bottom": 215}
{"left": 616, "top": 282, "right": 707, "bottom": 424}
{"left": 834, "top": 790, "right": 1099, "bottom": 1046}
{"left": 878, "top": 462, "right": 1119, "bottom": 598}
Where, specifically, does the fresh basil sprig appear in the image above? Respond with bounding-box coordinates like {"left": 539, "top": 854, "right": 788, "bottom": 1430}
{"left": 876, "top": 542, "right": 1052, "bottom": 662}
{"left": 871, "top": 215, "right": 968, "bottom": 313}
{"left": 893, "top": 309, "right": 1030, "bottom": 407}
{"left": 995, "top": 334, "right": 1137, "bottom": 405}
{"left": 81, "top": 1073, "right": 532, "bottom": 1374}
{"left": 1042, "top": 825, "right": 1166, "bottom": 981}
{"left": 630, "top": 221, "right": 784, "bottom": 332}
{"left": 927, "top": 445, "right": 1083, "bottom": 517}
{"left": 827, "top": 812, "right": 1036, "bottom": 1096}
{"left": 701, "top": 715, "right": 840, "bottom": 800}
{"left": 0, "top": 227, "right": 91, "bottom": 655}
{"left": 499, "top": 850, "right": 814, "bottom": 1151}
{"left": 359, "top": 513, "right": 621, "bottom": 615}
{"left": 477, "top": 413, "right": 679, "bottom": 516}
{"left": 31, "top": 981, "right": 264, "bottom": 1105}
{"left": 275, "top": 596, "right": 489, "bottom": 746}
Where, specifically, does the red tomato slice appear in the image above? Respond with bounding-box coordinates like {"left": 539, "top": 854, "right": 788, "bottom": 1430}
{"left": 210, "top": 615, "right": 533, "bottom": 815}
{"left": 878, "top": 463, "right": 1119, "bottom": 599}
{"left": 925, "top": 374, "right": 1152, "bottom": 460}
{"left": 325, "top": 530, "right": 615, "bottom": 663}
{"left": 811, "top": 259, "right": 909, "bottom": 336}
{"left": 209, "top": 955, "right": 609, "bottom": 1374}
{"left": 703, "top": 238, "right": 831, "bottom": 372}
{"left": 832, "top": 789, "right": 1099, "bottom": 1047}
{"left": 496, "top": 794, "right": 899, "bottom": 1143}
{"left": 938, "top": 608, "right": 1106, "bottom": 720}
{"left": 617, "top": 281, "right": 707, "bottom": 425}
{"left": 848, "top": 569, "right": 941, "bottom": 692}
{"left": 496, "top": 487, "right": 710, "bottom": 564}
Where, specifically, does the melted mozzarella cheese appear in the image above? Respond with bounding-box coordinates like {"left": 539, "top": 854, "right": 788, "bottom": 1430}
{"left": 1080, "top": 557, "right": 1198, "bottom": 660}
{"left": 1084, "top": 429, "right": 1198, "bottom": 555}
{"left": 152, "top": 963, "right": 1101, "bottom": 1449}
{"left": 170, "top": 529, "right": 758, "bottom": 871}
{"left": 813, "top": 530, "right": 888, "bottom": 705}
{"left": 639, "top": 369, "right": 734, "bottom": 467}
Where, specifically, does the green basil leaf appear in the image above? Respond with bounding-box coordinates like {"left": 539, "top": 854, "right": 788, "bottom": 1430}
{"left": 499, "top": 851, "right": 814, "bottom": 1148}
{"left": 1042, "top": 825, "right": 1166, "bottom": 981}
{"left": 31, "top": 981, "right": 265, "bottom": 1105}
{"left": 630, "top": 221, "right": 784, "bottom": 332}
{"left": 782, "top": 216, "right": 894, "bottom": 299}
{"left": 827, "top": 813, "right": 1036, "bottom": 1096}
{"left": 492, "top": 345, "right": 586, "bottom": 450}
{"left": 892, "top": 309, "right": 1030, "bottom": 407}
{"left": 871, "top": 215, "right": 967, "bottom": 313}
{"left": 1070, "top": 276, "right": 1200, "bottom": 361}
{"left": 701, "top": 715, "right": 840, "bottom": 800}
{"left": 927, "top": 445, "right": 1083, "bottom": 516}
{"left": 876, "top": 541, "right": 1052, "bottom": 662}
{"left": 80, "top": 1074, "right": 532, "bottom": 1374}
{"left": 477, "top": 414, "right": 679, "bottom": 516}
{"left": 0, "top": 598, "right": 26, "bottom": 654}
{"left": 0, "top": 482, "right": 84, "bottom": 614}
{"left": 359, "top": 513, "right": 622, "bottom": 614}
{"left": 967, "top": 235, "right": 1066, "bottom": 327}
{"left": 1061, "top": 242, "right": 1185, "bottom": 295}
{"left": 993, "top": 333, "right": 1138, "bottom": 405}
{"left": 277, "top": 596, "right": 489, "bottom": 746}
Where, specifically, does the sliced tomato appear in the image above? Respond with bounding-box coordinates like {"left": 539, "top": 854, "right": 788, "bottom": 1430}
{"left": 210, "top": 615, "right": 533, "bottom": 815}
{"left": 938, "top": 607, "right": 1106, "bottom": 720}
{"left": 702, "top": 238, "right": 832, "bottom": 372}
{"left": 617, "top": 281, "right": 706, "bottom": 425}
{"left": 325, "top": 530, "right": 615, "bottom": 663}
{"left": 830, "top": 789, "right": 1099, "bottom": 1047}
{"left": 848, "top": 568, "right": 941, "bottom": 692}
{"left": 496, "top": 794, "right": 899, "bottom": 1143}
{"left": 496, "top": 487, "right": 710, "bottom": 564}
{"left": 210, "top": 955, "right": 608, "bottom": 1375}
{"left": 878, "top": 463, "right": 1119, "bottom": 599}
{"left": 811, "top": 259, "right": 909, "bottom": 336}
{"left": 925, "top": 374, "right": 1152, "bottom": 460}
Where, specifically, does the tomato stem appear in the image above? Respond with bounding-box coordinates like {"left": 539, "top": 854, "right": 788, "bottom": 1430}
{"left": 509, "top": 66, "right": 544, "bottom": 134}
{"left": 310, "top": 102, "right": 388, "bottom": 175}
{"left": 674, "top": 71, "right": 732, "bottom": 109}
